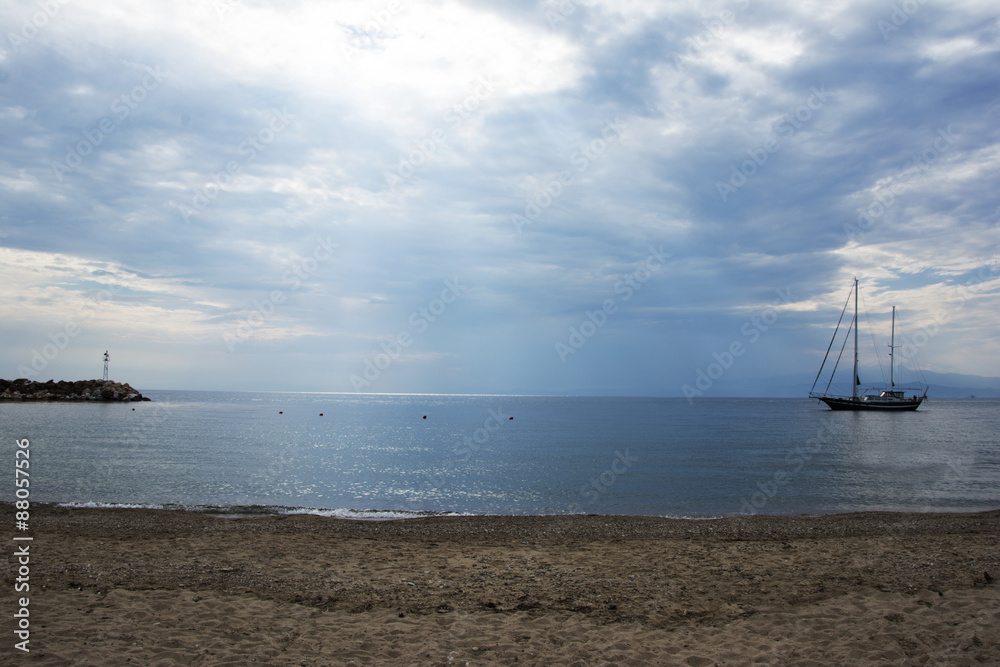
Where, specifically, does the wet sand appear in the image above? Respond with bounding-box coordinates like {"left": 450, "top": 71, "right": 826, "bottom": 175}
{"left": 5, "top": 504, "right": 999, "bottom": 665}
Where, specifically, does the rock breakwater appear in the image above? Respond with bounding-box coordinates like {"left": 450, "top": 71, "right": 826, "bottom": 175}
{"left": 0, "top": 379, "right": 151, "bottom": 402}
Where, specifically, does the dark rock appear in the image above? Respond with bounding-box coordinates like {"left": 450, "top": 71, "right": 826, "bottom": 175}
{"left": 0, "top": 379, "right": 152, "bottom": 402}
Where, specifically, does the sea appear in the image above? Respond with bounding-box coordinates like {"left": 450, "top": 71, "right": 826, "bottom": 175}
{"left": 2, "top": 392, "right": 998, "bottom": 519}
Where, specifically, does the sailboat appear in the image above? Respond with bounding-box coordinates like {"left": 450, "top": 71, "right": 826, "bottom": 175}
{"left": 810, "top": 278, "right": 928, "bottom": 411}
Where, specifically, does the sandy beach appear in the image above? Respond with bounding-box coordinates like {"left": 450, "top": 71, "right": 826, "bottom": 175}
{"left": 5, "top": 504, "right": 999, "bottom": 665}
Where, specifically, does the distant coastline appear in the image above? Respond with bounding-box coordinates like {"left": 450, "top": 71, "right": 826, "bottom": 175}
{"left": 0, "top": 378, "right": 150, "bottom": 402}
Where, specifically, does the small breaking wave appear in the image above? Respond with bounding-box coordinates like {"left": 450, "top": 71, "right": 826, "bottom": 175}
{"left": 54, "top": 501, "right": 474, "bottom": 521}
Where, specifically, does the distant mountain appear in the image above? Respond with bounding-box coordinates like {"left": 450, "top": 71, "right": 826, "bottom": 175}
{"left": 736, "top": 370, "right": 1000, "bottom": 399}
{"left": 503, "top": 370, "right": 1000, "bottom": 398}
{"left": 917, "top": 371, "right": 1000, "bottom": 398}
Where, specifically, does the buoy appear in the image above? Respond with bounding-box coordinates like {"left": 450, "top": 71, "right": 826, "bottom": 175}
{"left": 279, "top": 411, "right": 283, "bottom": 414}
{"left": 319, "top": 413, "right": 324, "bottom": 416}
{"left": 132, "top": 408, "right": 135, "bottom": 411}
{"left": 422, "top": 415, "right": 427, "bottom": 419}
{"left": 510, "top": 417, "right": 514, "bottom": 420}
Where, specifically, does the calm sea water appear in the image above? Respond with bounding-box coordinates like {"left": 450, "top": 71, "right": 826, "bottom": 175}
{"left": 1, "top": 392, "right": 997, "bottom": 518}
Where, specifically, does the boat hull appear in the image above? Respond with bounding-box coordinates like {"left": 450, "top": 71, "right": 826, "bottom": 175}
{"left": 816, "top": 395, "right": 924, "bottom": 411}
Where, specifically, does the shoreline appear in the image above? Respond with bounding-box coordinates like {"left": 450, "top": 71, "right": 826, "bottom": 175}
{"left": 5, "top": 504, "right": 999, "bottom": 664}
{"left": 38, "top": 499, "right": 1000, "bottom": 521}
{"left": 11, "top": 501, "right": 1000, "bottom": 540}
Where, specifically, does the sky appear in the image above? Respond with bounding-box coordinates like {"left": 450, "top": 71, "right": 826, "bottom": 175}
{"left": 1, "top": 0, "right": 998, "bottom": 396}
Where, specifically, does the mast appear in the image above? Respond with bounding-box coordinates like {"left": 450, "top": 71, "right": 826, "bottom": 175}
{"left": 852, "top": 277, "right": 859, "bottom": 399}
{"left": 890, "top": 306, "right": 895, "bottom": 388}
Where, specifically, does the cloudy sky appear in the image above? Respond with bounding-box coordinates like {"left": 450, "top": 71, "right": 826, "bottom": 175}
{"left": 1, "top": 0, "right": 998, "bottom": 395}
